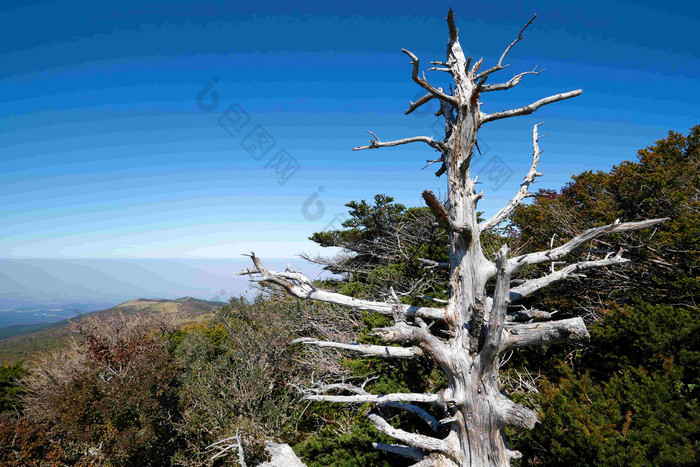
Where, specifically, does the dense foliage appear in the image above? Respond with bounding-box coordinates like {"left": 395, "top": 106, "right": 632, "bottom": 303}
{"left": 307, "top": 193, "right": 450, "bottom": 303}
{"left": 172, "top": 297, "right": 316, "bottom": 465}
{"left": 506, "top": 126, "right": 699, "bottom": 466}
{"left": 0, "top": 362, "right": 26, "bottom": 415}
{"left": 0, "top": 311, "right": 183, "bottom": 466}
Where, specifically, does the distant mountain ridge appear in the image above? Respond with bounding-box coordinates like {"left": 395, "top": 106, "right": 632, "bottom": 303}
{"left": 0, "top": 258, "right": 251, "bottom": 309}
{"left": 0, "top": 297, "right": 226, "bottom": 364}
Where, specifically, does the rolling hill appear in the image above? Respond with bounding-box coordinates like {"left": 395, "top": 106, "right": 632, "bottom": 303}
{"left": 0, "top": 297, "right": 226, "bottom": 365}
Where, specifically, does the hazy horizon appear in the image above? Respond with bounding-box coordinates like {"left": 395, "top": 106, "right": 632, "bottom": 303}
{"left": 0, "top": 256, "right": 328, "bottom": 327}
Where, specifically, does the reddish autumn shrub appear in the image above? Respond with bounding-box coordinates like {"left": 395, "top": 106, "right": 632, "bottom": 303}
{"left": 11, "top": 311, "right": 184, "bottom": 465}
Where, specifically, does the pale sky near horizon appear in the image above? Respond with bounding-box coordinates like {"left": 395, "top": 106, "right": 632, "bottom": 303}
{"left": 2, "top": 0, "right": 699, "bottom": 259}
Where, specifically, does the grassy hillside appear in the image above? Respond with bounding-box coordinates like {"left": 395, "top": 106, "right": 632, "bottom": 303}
{"left": 0, "top": 322, "right": 59, "bottom": 340}
{"left": 0, "top": 297, "right": 225, "bottom": 365}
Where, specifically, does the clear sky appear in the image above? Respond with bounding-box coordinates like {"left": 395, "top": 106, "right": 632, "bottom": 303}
{"left": 2, "top": 0, "right": 698, "bottom": 259}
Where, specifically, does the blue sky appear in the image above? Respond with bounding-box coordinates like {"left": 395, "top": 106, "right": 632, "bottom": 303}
{"left": 2, "top": 0, "right": 699, "bottom": 259}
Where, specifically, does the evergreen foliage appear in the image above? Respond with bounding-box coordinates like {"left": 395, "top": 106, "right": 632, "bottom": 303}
{"left": 0, "top": 362, "right": 26, "bottom": 414}
{"left": 505, "top": 127, "right": 700, "bottom": 465}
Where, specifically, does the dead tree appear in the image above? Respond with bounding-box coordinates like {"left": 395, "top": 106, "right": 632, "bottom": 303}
{"left": 238, "top": 10, "right": 666, "bottom": 466}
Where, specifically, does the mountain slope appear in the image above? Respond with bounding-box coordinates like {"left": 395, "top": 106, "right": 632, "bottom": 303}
{"left": 0, "top": 297, "right": 226, "bottom": 364}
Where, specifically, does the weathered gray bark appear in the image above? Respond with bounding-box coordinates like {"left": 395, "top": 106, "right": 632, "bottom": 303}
{"left": 239, "top": 9, "right": 666, "bottom": 466}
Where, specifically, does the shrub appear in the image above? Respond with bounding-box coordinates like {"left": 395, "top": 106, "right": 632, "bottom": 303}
{"left": 3, "top": 311, "right": 183, "bottom": 466}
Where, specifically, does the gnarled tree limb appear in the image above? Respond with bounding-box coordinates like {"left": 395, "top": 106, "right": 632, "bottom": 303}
{"left": 309, "top": 382, "right": 441, "bottom": 431}
{"left": 503, "top": 317, "right": 589, "bottom": 349}
{"left": 307, "top": 392, "right": 442, "bottom": 405}
{"left": 422, "top": 190, "right": 469, "bottom": 233}
{"left": 372, "top": 321, "right": 449, "bottom": 364}
{"left": 237, "top": 253, "right": 446, "bottom": 320}
{"left": 505, "top": 308, "right": 556, "bottom": 322}
{"left": 508, "top": 218, "right": 668, "bottom": 273}
{"left": 406, "top": 93, "right": 436, "bottom": 115}
{"left": 418, "top": 258, "right": 449, "bottom": 269}
{"left": 493, "top": 397, "right": 537, "bottom": 429}
{"left": 480, "top": 89, "right": 582, "bottom": 124}
{"left": 353, "top": 131, "right": 447, "bottom": 152}
{"left": 401, "top": 49, "right": 460, "bottom": 107}
{"left": 510, "top": 252, "right": 629, "bottom": 301}
{"left": 480, "top": 67, "right": 543, "bottom": 92}
{"left": 368, "top": 413, "right": 451, "bottom": 453}
{"left": 292, "top": 337, "right": 425, "bottom": 358}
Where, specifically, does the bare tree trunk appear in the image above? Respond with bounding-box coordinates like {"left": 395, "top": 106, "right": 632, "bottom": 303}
{"left": 239, "top": 9, "right": 666, "bottom": 466}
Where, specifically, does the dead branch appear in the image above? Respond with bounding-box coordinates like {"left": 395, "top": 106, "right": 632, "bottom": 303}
{"left": 480, "top": 67, "right": 544, "bottom": 92}
{"left": 510, "top": 252, "right": 630, "bottom": 301}
{"left": 237, "top": 253, "right": 446, "bottom": 320}
{"left": 480, "top": 90, "right": 582, "bottom": 124}
{"left": 503, "top": 317, "right": 589, "bottom": 349}
{"left": 368, "top": 413, "right": 451, "bottom": 453}
{"left": 353, "top": 131, "right": 447, "bottom": 152}
{"left": 401, "top": 49, "right": 460, "bottom": 107}
{"left": 480, "top": 123, "right": 544, "bottom": 231}
{"left": 508, "top": 218, "right": 669, "bottom": 273}
{"left": 476, "top": 14, "right": 538, "bottom": 80}
{"left": 292, "top": 337, "right": 424, "bottom": 358}
{"left": 307, "top": 391, "right": 442, "bottom": 405}
{"left": 406, "top": 93, "right": 436, "bottom": 115}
